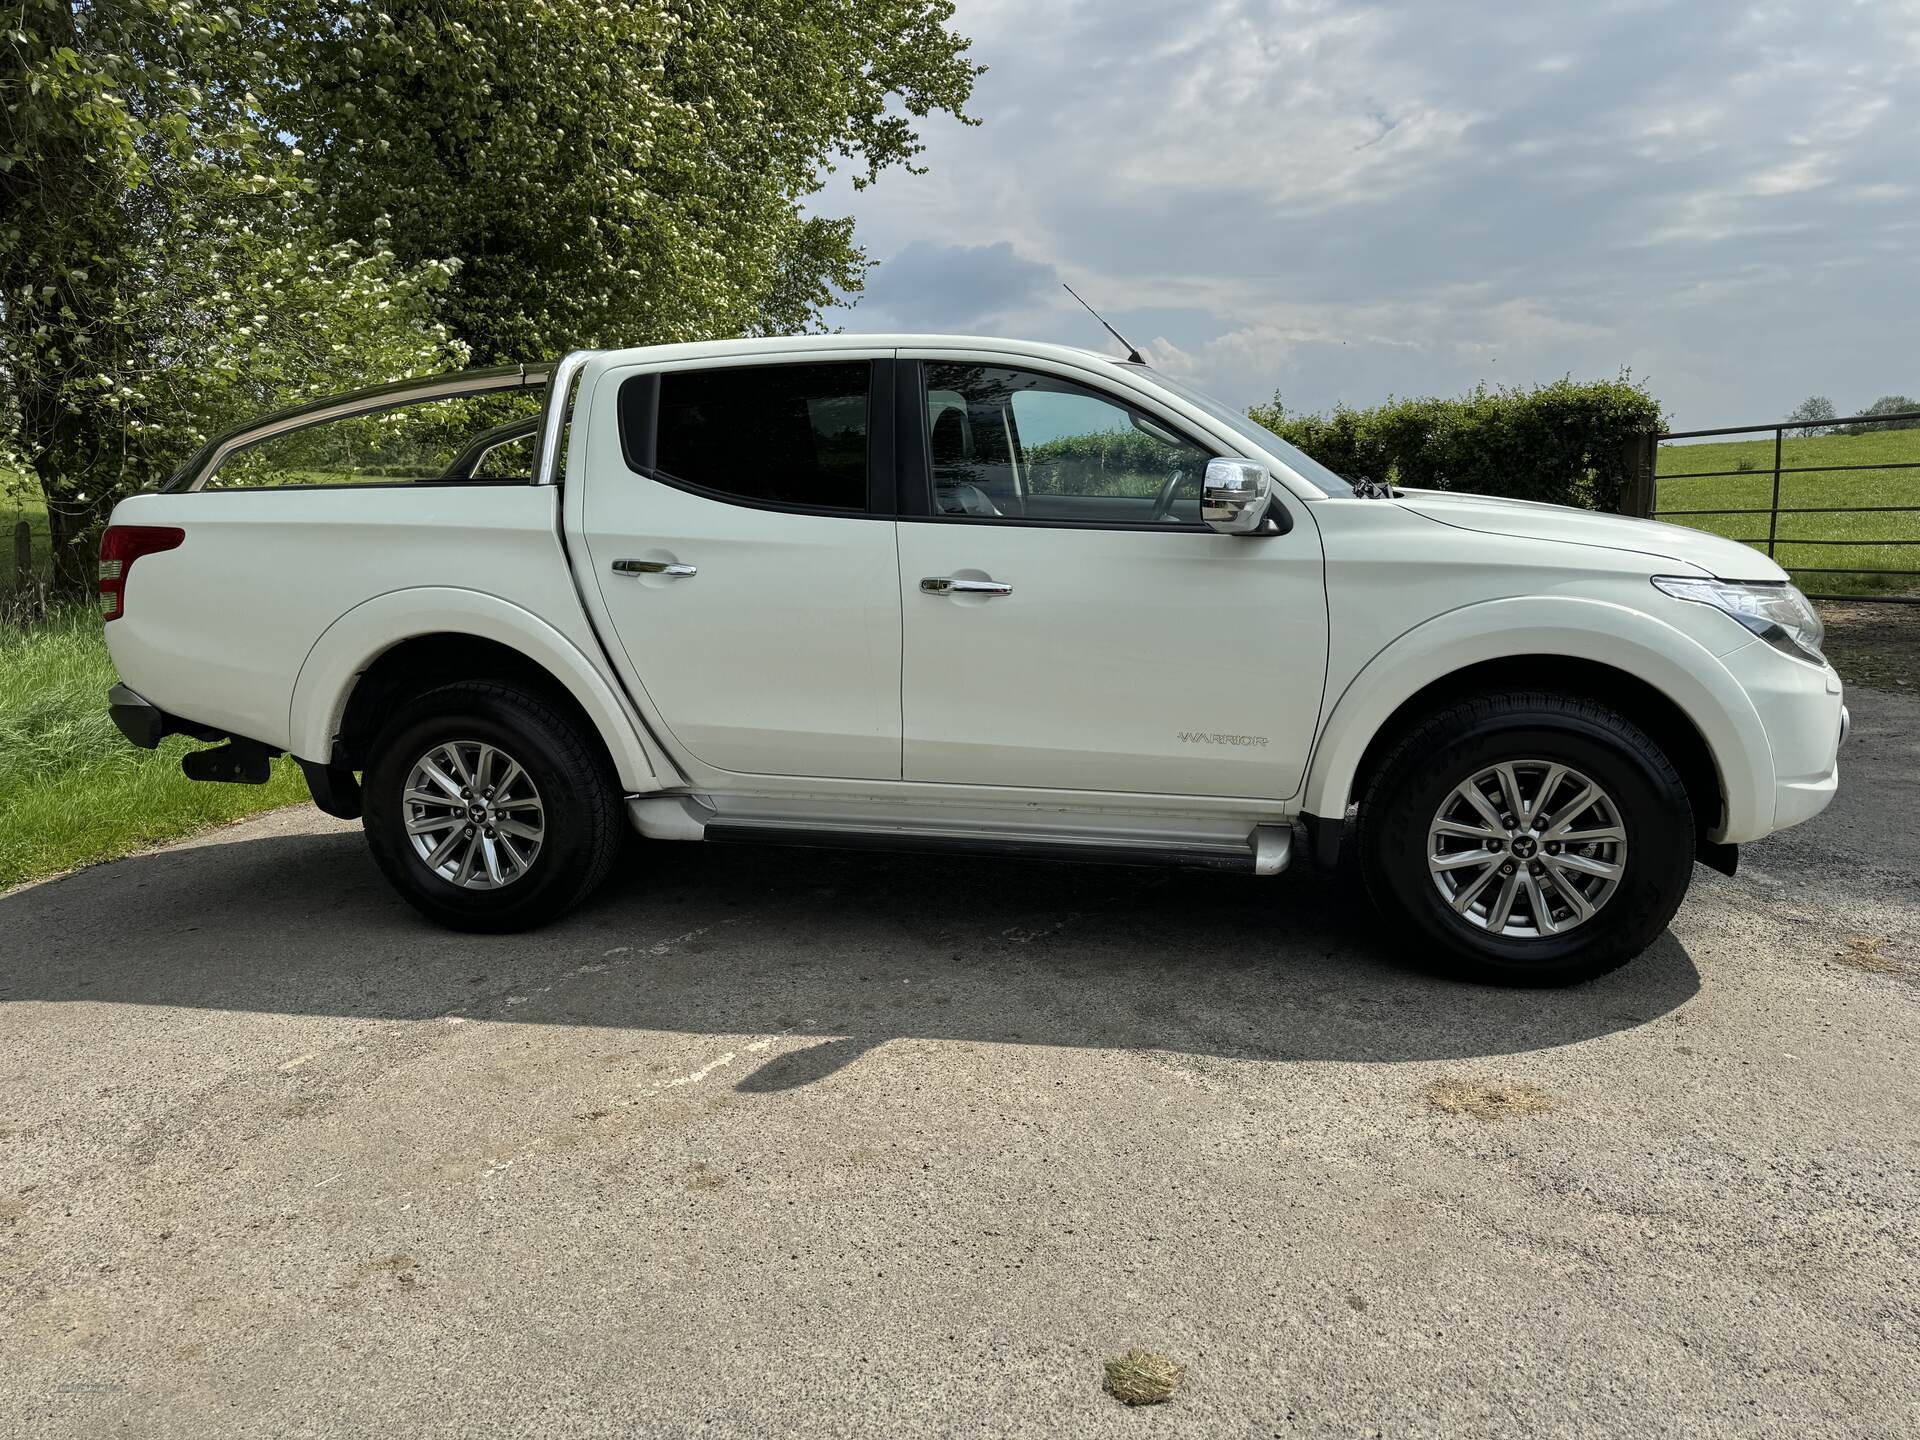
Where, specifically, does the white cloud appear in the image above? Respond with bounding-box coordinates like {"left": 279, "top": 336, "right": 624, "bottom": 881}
{"left": 1140, "top": 335, "right": 1202, "bottom": 378}
{"left": 818, "top": 0, "right": 1920, "bottom": 426}
{"left": 1105, "top": 1, "right": 1482, "bottom": 211}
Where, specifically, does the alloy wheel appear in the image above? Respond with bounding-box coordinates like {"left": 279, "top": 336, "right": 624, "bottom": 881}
{"left": 402, "top": 740, "right": 546, "bottom": 890}
{"left": 1427, "top": 759, "right": 1628, "bottom": 938}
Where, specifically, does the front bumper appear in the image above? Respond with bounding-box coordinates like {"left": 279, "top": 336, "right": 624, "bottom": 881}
{"left": 1770, "top": 698, "right": 1849, "bottom": 832}
{"left": 1719, "top": 643, "right": 1845, "bottom": 838}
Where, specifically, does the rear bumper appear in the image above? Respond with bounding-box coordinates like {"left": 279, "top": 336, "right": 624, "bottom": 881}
{"left": 107, "top": 682, "right": 230, "bottom": 750}
{"left": 108, "top": 682, "right": 166, "bottom": 749}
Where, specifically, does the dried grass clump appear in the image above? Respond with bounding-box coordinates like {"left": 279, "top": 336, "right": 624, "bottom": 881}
{"left": 1422, "top": 1075, "right": 1558, "bottom": 1120}
{"left": 1833, "top": 935, "right": 1909, "bottom": 975}
{"left": 1103, "top": 1349, "right": 1185, "bottom": 1406}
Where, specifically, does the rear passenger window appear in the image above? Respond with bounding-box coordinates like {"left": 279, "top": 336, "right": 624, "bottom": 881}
{"left": 647, "top": 362, "right": 869, "bottom": 511}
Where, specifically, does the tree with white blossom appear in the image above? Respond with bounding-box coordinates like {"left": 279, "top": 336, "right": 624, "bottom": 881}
{"left": 2, "top": 2, "right": 464, "bottom": 592}
{"left": 283, "top": 0, "right": 981, "bottom": 361}
{"left": 3, "top": 1, "right": 980, "bottom": 594}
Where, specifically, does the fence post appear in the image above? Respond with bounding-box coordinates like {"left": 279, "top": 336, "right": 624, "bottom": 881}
{"left": 1765, "top": 426, "right": 1783, "bottom": 559}
{"left": 1620, "top": 433, "right": 1657, "bottom": 518}
{"left": 12, "top": 521, "right": 29, "bottom": 589}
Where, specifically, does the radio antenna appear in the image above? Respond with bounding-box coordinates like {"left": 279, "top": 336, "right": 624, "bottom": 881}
{"left": 1062, "top": 283, "right": 1146, "bottom": 364}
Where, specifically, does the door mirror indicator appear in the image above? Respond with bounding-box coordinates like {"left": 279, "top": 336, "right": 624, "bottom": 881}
{"left": 1201, "top": 459, "right": 1276, "bottom": 535}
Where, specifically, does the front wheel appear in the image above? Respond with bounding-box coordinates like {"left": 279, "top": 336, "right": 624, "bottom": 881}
{"left": 1357, "top": 692, "right": 1695, "bottom": 986}
{"left": 362, "top": 681, "right": 622, "bottom": 932}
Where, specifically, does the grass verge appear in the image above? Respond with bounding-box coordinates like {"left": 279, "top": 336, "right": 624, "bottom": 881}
{"left": 0, "top": 603, "right": 309, "bottom": 890}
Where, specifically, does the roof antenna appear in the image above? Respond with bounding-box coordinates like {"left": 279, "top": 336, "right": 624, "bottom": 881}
{"left": 1062, "top": 283, "right": 1146, "bottom": 364}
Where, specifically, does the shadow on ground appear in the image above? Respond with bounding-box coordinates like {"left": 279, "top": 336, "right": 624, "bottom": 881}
{"left": 0, "top": 821, "right": 1701, "bottom": 1089}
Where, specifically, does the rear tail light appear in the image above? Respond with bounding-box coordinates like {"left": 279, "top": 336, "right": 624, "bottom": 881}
{"left": 98, "top": 525, "right": 184, "bottom": 621}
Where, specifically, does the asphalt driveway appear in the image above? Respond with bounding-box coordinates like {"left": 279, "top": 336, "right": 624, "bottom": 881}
{"left": 3, "top": 689, "right": 1916, "bottom": 1438}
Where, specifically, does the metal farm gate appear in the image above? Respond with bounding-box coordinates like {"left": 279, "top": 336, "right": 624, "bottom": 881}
{"left": 1623, "top": 408, "right": 1920, "bottom": 604}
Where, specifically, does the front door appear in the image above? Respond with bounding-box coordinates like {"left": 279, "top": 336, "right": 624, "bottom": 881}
{"left": 897, "top": 359, "right": 1328, "bottom": 799}
{"left": 580, "top": 355, "right": 903, "bottom": 780}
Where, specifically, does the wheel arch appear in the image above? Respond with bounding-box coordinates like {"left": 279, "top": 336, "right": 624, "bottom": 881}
{"left": 1302, "top": 598, "right": 1775, "bottom": 846}
{"left": 290, "top": 588, "right": 666, "bottom": 793}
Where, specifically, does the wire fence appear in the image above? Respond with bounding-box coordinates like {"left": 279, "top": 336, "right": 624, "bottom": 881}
{"left": 5, "top": 518, "right": 52, "bottom": 625}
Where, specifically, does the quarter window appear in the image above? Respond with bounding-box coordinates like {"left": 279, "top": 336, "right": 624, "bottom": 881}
{"left": 924, "top": 364, "right": 1213, "bottom": 524}
{"left": 470, "top": 432, "right": 535, "bottom": 481}
{"left": 650, "top": 362, "right": 870, "bottom": 511}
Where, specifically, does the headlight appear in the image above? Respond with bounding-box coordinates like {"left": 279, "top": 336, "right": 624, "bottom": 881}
{"left": 1652, "top": 576, "right": 1827, "bottom": 666}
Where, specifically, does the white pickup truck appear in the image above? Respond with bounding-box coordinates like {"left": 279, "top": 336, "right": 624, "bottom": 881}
{"left": 100, "top": 335, "right": 1846, "bottom": 985}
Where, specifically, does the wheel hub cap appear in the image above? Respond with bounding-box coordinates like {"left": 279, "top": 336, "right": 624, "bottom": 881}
{"left": 1427, "top": 760, "right": 1628, "bottom": 939}
{"left": 403, "top": 741, "right": 546, "bottom": 891}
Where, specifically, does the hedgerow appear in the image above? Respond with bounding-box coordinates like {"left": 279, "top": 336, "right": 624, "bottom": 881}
{"left": 1250, "top": 375, "right": 1665, "bottom": 511}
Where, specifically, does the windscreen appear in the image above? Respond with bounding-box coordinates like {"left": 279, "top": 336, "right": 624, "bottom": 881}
{"left": 1143, "top": 370, "right": 1357, "bottom": 497}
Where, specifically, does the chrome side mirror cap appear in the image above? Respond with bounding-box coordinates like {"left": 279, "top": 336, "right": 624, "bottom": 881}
{"left": 1201, "top": 458, "right": 1275, "bottom": 535}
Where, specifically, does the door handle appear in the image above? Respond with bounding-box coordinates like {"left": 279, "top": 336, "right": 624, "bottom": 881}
{"left": 920, "top": 576, "right": 1012, "bottom": 597}
{"left": 613, "top": 559, "right": 697, "bottom": 578}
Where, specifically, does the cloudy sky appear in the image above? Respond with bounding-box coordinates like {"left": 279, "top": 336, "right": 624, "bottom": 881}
{"left": 816, "top": 0, "right": 1920, "bottom": 429}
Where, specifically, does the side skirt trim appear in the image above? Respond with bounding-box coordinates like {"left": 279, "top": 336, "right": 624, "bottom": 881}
{"left": 701, "top": 819, "right": 1292, "bottom": 875}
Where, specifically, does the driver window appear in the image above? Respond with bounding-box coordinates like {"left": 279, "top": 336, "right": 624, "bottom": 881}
{"left": 923, "top": 364, "right": 1213, "bottom": 524}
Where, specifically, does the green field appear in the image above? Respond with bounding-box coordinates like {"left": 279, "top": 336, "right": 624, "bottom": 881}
{"left": 1654, "top": 427, "right": 1920, "bottom": 596}
{"left": 0, "top": 603, "right": 309, "bottom": 889}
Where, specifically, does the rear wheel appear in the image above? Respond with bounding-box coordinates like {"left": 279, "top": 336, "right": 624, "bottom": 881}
{"left": 1358, "top": 691, "right": 1695, "bottom": 986}
{"left": 362, "top": 681, "right": 622, "bottom": 932}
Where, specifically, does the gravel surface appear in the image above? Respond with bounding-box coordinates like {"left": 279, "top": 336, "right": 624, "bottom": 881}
{"left": 3, "top": 688, "right": 1916, "bottom": 1438}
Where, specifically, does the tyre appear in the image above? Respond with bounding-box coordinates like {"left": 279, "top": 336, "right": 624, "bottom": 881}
{"left": 1357, "top": 691, "right": 1694, "bottom": 986}
{"left": 361, "top": 681, "right": 623, "bottom": 932}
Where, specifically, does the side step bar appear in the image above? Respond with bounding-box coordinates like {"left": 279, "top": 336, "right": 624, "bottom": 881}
{"left": 698, "top": 818, "right": 1292, "bottom": 875}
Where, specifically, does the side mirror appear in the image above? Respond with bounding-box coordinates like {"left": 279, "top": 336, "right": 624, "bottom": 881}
{"left": 1201, "top": 458, "right": 1275, "bottom": 535}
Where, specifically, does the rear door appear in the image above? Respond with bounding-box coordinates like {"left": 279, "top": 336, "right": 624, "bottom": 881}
{"left": 578, "top": 354, "right": 904, "bottom": 780}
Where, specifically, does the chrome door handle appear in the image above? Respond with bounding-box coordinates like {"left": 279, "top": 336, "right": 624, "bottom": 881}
{"left": 920, "top": 576, "right": 1012, "bottom": 597}
{"left": 613, "top": 559, "right": 697, "bottom": 578}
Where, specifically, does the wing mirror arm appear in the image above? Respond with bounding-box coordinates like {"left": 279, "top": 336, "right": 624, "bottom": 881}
{"left": 1201, "top": 458, "right": 1289, "bottom": 536}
